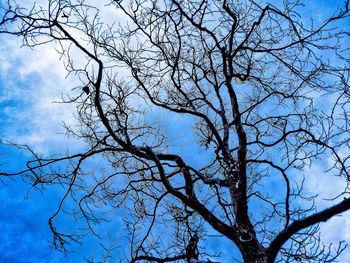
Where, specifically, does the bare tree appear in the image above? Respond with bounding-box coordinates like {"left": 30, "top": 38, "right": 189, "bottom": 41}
{"left": 1, "top": 0, "right": 350, "bottom": 262}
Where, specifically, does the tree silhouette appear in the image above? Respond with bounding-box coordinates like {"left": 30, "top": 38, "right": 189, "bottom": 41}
{"left": 1, "top": 0, "right": 350, "bottom": 262}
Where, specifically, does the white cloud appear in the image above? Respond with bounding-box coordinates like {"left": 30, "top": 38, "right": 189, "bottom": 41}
{"left": 0, "top": 1, "right": 134, "bottom": 154}
{"left": 301, "top": 159, "right": 350, "bottom": 259}
{"left": 0, "top": 35, "right": 81, "bottom": 154}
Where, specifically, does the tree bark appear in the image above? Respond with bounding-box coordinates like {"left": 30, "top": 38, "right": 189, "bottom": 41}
{"left": 240, "top": 242, "right": 269, "bottom": 263}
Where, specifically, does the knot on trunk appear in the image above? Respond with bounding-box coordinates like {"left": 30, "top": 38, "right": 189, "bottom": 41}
{"left": 239, "top": 229, "right": 253, "bottom": 242}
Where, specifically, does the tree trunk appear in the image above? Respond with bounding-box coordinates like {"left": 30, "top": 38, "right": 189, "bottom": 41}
{"left": 243, "top": 254, "right": 269, "bottom": 263}
{"left": 241, "top": 248, "right": 269, "bottom": 263}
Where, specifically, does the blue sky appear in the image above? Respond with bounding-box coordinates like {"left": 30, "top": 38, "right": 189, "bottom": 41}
{"left": 1, "top": 0, "right": 350, "bottom": 262}
{"left": 0, "top": 45, "right": 237, "bottom": 261}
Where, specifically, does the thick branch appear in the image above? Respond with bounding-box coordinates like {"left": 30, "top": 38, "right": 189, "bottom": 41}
{"left": 268, "top": 197, "right": 350, "bottom": 261}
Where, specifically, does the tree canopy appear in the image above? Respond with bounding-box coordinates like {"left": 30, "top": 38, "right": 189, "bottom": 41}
{"left": 1, "top": 0, "right": 350, "bottom": 262}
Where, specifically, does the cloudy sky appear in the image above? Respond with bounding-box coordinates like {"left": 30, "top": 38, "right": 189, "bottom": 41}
{"left": 1, "top": 0, "right": 350, "bottom": 262}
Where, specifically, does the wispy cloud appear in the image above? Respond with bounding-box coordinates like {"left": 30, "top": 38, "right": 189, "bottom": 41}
{"left": 301, "top": 157, "right": 350, "bottom": 259}
{"left": 0, "top": 36, "right": 82, "bottom": 154}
